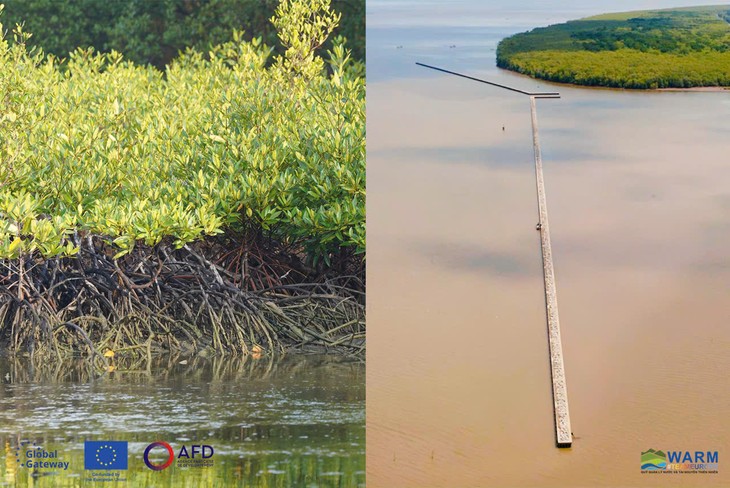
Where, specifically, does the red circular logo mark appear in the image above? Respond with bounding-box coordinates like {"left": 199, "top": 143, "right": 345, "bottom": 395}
{"left": 143, "top": 441, "right": 174, "bottom": 471}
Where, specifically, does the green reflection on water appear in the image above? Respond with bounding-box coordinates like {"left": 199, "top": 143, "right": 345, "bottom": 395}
{"left": 0, "top": 354, "right": 364, "bottom": 487}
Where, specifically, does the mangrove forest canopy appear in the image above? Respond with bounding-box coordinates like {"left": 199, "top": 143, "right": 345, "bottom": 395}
{"left": 0, "top": 0, "right": 365, "bottom": 358}
{"left": 497, "top": 5, "right": 730, "bottom": 89}
{"left": 0, "top": 0, "right": 364, "bottom": 69}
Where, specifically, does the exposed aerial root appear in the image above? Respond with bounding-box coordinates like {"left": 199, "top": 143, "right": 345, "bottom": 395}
{"left": 0, "top": 236, "right": 365, "bottom": 359}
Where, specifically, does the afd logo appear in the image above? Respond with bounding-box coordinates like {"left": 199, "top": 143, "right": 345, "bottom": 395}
{"left": 641, "top": 448, "right": 718, "bottom": 474}
{"left": 144, "top": 441, "right": 214, "bottom": 471}
{"left": 84, "top": 441, "right": 128, "bottom": 470}
{"left": 143, "top": 442, "right": 175, "bottom": 471}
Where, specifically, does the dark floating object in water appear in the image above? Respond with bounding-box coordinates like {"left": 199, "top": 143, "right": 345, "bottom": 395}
{"left": 536, "top": 222, "right": 542, "bottom": 230}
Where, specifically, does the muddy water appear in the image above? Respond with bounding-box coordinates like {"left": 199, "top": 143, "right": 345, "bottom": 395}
{"left": 367, "top": 1, "right": 730, "bottom": 486}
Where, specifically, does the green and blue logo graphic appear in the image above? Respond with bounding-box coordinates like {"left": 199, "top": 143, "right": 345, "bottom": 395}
{"left": 641, "top": 449, "right": 667, "bottom": 470}
{"left": 641, "top": 448, "right": 718, "bottom": 473}
{"left": 84, "top": 441, "right": 128, "bottom": 470}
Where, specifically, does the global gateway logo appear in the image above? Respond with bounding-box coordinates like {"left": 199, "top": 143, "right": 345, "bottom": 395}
{"left": 144, "top": 441, "right": 214, "bottom": 470}
{"left": 15, "top": 441, "right": 69, "bottom": 471}
{"left": 641, "top": 449, "right": 719, "bottom": 473}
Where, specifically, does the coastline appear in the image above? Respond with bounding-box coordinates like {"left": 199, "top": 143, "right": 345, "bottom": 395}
{"left": 496, "top": 5, "right": 730, "bottom": 93}
{"left": 498, "top": 67, "right": 730, "bottom": 93}
{"left": 657, "top": 86, "right": 730, "bottom": 92}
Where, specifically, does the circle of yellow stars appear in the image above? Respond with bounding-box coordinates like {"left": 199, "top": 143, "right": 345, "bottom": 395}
{"left": 95, "top": 444, "right": 117, "bottom": 467}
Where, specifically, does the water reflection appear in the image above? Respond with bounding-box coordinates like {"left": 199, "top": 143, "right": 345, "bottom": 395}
{"left": 0, "top": 354, "right": 364, "bottom": 487}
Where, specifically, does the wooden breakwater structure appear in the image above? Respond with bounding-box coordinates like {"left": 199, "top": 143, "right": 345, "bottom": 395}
{"left": 416, "top": 62, "right": 572, "bottom": 448}
{"left": 529, "top": 95, "right": 572, "bottom": 448}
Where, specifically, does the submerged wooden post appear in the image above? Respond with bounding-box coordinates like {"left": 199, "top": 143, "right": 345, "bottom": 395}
{"left": 529, "top": 96, "right": 572, "bottom": 448}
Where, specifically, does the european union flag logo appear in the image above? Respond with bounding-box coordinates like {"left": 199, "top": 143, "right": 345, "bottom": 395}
{"left": 84, "top": 441, "right": 128, "bottom": 470}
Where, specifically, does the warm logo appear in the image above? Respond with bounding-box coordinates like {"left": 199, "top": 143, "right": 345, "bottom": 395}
{"left": 641, "top": 448, "right": 718, "bottom": 474}
{"left": 641, "top": 449, "right": 667, "bottom": 470}
{"left": 84, "top": 441, "right": 128, "bottom": 470}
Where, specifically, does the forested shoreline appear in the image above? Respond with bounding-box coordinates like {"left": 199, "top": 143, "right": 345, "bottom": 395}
{"left": 497, "top": 5, "right": 730, "bottom": 89}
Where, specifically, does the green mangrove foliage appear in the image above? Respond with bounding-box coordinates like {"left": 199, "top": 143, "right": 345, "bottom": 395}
{"left": 0, "top": 1, "right": 364, "bottom": 357}
{"left": 0, "top": 0, "right": 364, "bottom": 69}
{"left": 497, "top": 5, "right": 730, "bottom": 88}
{"left": 0, "top": 0, "right": 365, "bottom": 267}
